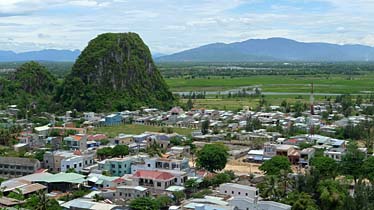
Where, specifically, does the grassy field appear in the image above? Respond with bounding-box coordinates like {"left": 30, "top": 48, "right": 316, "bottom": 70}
{"left": 91, "top": 124, "right": 194, "bottom": 138}
{"left": 181, "top": 95, "right": 325, "bottom": 111}
{"left": 165, "top": 74, "right": 374, "bottom": 94}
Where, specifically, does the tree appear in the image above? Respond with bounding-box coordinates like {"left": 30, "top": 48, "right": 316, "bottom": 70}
{"left": 310, "top": 156, "right": 339, "bottom": 179}
{"left": 340, "top": 143, "right": 365, "bottom": 184}
{"left": 196, "top": 143, "right": 228, "bottom": 172}
{"left": 155, "top": 195, "right": 173, "bottom": 208}
{"left": 129, "top": 197, "right": 160, "bottom": 210}
{"left": 363, "top": 156, "right": 374, "bottom": 184}
{"left": 259, "top": 156, "right": 291, "bottom": 176}
{"left": 283, "top": 191, "right": 318, "bottom": 210}
{"left": 96, "top": 147, "right": 113, "bottom": 160}
{"left": 25, "top": 191, "right": 62, "bottom": 210}
{"left": 259, "top": 175, "right": 281, "bottom": 200}
{"left": 112, "top": 145, "right": 129, "bottom": 157}
{"left": 245, "top": 116, "right": 262, "bottom": 132}
{"left": 317, "top": 179, "right": 348, "bottom": 210}
{"left": 34, "top": 150, "right": 46, "bottom": 161}
{"left": 172, "top": 191, "right": 186, "bottom": 205}
{"left": 184, "top": 178, "right": 199, "bottom": 193}
{"left": 201, "top": 120, "right": 209, "bottom": 135}
{"left": 186, "top": 98, "right": 193, "bottom": 110}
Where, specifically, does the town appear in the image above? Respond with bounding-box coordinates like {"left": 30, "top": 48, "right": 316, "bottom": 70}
{"left": 0, "top": 90, "right": 372, "bottom": 210}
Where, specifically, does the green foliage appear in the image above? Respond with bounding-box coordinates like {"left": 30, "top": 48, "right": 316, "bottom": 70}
{"left": 245, "top": 116, "right": 263, "bottom": 132}
{"left": 112, "top": 144, "right": 129, "bottom": 157}
{"left": 57, "top": 33, "right": 175, "bottom": 112}
{"left": 196, "top": 143, "right": 228, "bottom": 172}
{"left": 25, "top": 191, "right": 61, "bottom": 210}
{"left": 129, "top": 197, "right": 160, "bottom": 210}
{"left": 317, "top": 179, "right": 348, "bottom": 210}
{"left": 340, "top": 143, "right": 365, "bottom": 183}
{"left": 191, "top": 189, "right": 212, "bottom": 198}
{"left": 201, "top": 120, "right": 209, "bottom": 135}
{"left": 310, "top": 156, "right": 338, "bottom": 178}
{"left": 362, "top": 156, "right": 374, "bottom": 183}
{"left": 97, "top": 145, "right": 129, "bottom": 159}
{"left": 283, "top": 191, "right": 318, "bottom": 210}
{"left": 0, "top": 61, "right": 57, "bottom": 114}
{"left": 259, "top": 156, "right": 292, "bottom": 176}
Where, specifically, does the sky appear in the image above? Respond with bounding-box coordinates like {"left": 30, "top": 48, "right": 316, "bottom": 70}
{"left": 0, "top": 0, "right": 374, "bottom": 54}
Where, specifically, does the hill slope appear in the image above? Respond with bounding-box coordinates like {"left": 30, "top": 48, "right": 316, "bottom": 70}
{"left": 57, "top": 32, "right": 174, "bottom": 111}
{"left": 0, "top": 61, "right": 57, "bottom": 111}
{"left": 157, "top": 38, "right": 374, "bottom": 62}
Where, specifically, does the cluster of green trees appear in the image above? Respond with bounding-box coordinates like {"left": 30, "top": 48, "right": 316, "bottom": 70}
{"left": 96, "top": 145, "right": 129, "bottom": 160}
{"left": 158, "top": 62, "right": 374, "bottom": 78}
{"left": 258, "top": 143, "right": 374, "bottom": 210}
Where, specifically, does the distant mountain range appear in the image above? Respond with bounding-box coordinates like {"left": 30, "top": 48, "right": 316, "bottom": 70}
{"left": 156, "top": 38, "right": 374, "bottom": 62}
{"left": 0, "top": 49, "right": 166, "bottom": 62}
{"left": 0, "top": 49, "right": 81, "bottom": 62}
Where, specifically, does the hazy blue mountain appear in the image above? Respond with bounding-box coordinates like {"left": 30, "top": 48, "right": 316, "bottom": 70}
{"left": 152, "top": 52, "right": 167, "bottom": 58}
{"left": 157, "top": 38, "right": 374, "bottom": 62}
{"left": 0, "top": 49, "right": 81, "bottom": 62}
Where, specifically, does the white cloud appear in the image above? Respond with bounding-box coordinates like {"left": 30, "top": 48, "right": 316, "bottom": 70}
{"left": 1, "top": 0, "right": 374, "bottom": 53}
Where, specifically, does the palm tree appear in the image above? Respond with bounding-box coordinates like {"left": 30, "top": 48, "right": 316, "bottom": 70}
{"left": 261, "top": 175, "right": 281, "bottom": 201}
{"left": 184, "top": 178, "right": 199, "bottom": 194}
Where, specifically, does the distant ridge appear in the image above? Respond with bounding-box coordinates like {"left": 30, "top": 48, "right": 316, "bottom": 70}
{"left": 0, "top": 49, "right": 81, "bottom": 62}
{"left": 157, "top": 38, "right": 374, "bottom": 62}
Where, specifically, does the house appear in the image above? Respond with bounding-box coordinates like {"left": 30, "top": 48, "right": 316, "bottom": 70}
{"left": 63, "top": 134, "right": 88, "bottom": 151}
{"left": 86, "top": 173, "right": 124, "bottom": 188}
{"left": 103, "top": 113, "right": 122, "bottom": 126}
{"left": 219, "top": 183, "right": 259, "bottom": 198}
{"left": 299, "top": 148, "right": 315, "bottom": 166}
{"left": 113, "top": 186, "right": 149, "bottom": 200}
{"left": 228, "top": 197, "right": 292, "bottom": 210}
{"left": 43, "top": 150, "right": 95, "bottom": 173}
{"left": 98, "top": 157, "right": 134, "bottom": 176}
{"left": 218, "top": 183, "right": 291, "bottom": 210}
{"left": 115, "top": 134, "right": 134, "bottom": 145}
{"left": 247, "top": 150, "right": 264, "bottom": 163}
{"left": 287, "top": 148, "right": 300, "bottom": 165}
{"left": 61, "top": 198, "right": 125, "bottom": 210}
{"left": 131, "top": 170, "right": 176, "bottom": 190}
{"left": 131, "top": 156, "right": 190, "bottom": 173}
{"left": 0, "top": 157, "right": 40, "bottom": 178}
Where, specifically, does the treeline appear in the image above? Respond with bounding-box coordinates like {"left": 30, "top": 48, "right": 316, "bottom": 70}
{"left": 158, "top": 62, "right": 374, "bottom": 78}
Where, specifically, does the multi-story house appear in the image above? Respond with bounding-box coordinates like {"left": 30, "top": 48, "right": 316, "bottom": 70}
{"left": 43, "top": 150, "right": 94, "bottom": 173}
{"left": 63, "top": 134, "right": 87, "bottom": 151}
{"left": 0, "top": 157, "right": 40, "bottom": 178}
{"left": 98, "top": 157, "right": 134, "bottom": 176}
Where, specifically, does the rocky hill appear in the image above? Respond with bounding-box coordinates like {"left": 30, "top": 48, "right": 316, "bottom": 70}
{"left": 57, "top": 32, "right": 174, "bottom": 111}
{"left": 0, "top": 61, "right": 57, "bottom": 111}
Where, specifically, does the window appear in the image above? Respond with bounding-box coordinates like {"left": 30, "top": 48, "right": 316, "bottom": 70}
{"left": 120, "top": 192, "right": 122, "bottom": 196}
{"left": 157, "top": 182, "right": 161, "bottom": 187}
{"left": 79, "top": 163, "right": 82, "bottom": 167}
{"left": 119, "top": 165, "right": 122, "bottom": 168}
{"left": 238, "top": 192, "right": 241, "bottom": 195}
{"left": 66, "top": 165, "right": 70, "bottom": 169}
{"left": 74, "top": 164, "right": 77, "bottom": 168}
{"left": 111, "top": 164, "right": 115, "bottom": 168}
{"left": 225, "top": 191, "right": 227, "bottom": 193}
{"left": 147, "top": 164, "right": 151, "bottom": 167}
{"left": 232, "top": 191, "right": 234, "bottom": 194}
{"left": 245, "top": 193, "right": 248, "bottom": 196}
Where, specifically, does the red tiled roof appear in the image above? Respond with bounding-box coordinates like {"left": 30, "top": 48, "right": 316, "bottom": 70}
{"left": 73, "top": 150, "right": 82, "bottom": 155}
{"left": 133, "top": 170, "right": 175, "bottom": 180}
{"left": 113, "top": 178, "right": 125, "bottom": 183}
